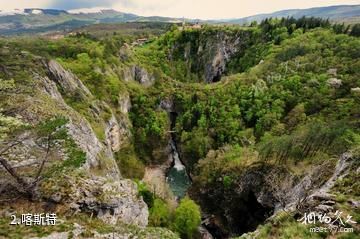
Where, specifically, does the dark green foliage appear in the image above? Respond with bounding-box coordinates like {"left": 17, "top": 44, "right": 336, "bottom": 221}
{"left": 258, "top": 121, "right": 353, "bottom": 163}
{"left": 350, "top": 24, "right": 360, "bottom": 37}
{"left": 136, "top": 181, "right": 154, "bottom": 208}
{"left": 260, "top": 17, "right": 331, "bottom": 37}
{"left": 129, "top": 93, "right": 170, "bottom": 164}
{"left": 333, "top": 23, "right": 350, "bottom": 34}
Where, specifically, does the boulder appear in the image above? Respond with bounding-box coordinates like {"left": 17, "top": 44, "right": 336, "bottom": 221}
{"left": 327, "top": 78, "right": 342, "bottom": 88}
{"left": 133, "top": 66, "right": 155, "bottom": 87}
{"left": 327, "top": 68, "right": 337, "bottom": 76}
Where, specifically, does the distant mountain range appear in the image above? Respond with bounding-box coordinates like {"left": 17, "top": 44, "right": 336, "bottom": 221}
{"left": 0, "top": 8, "right": 190, "bottom": 35}
{"left": 0, "top": 5, "right": 359, "bottom": 35}
{"left": 226, "top": 5, "right": 360, "bottom": 24}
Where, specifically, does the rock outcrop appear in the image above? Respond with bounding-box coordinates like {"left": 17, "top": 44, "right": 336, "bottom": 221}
{"left": 36, "top": 60, "right": 149, "bottom": 227}
{"left": 67, "top": 177, "right": 148, "bottom": 227}
{"left": 170, "top": 30, "right": 252, "bottom": 83}
{"left": 122, "top": 65, "right": 155, "bottom": 86}
{"left": 105, "top": 114, "right": 131, "bottom": 153}
{"left": 194, "top": 152, "right": 355, "bottom": 236}
{"left": 327, "top": 78, "right": 342, "bottom": 88}
{"left": 39, "top": 74, "right": 113, "bottom": 174}
{"left": 46, "top": 60, "right": 92, "bottom": 99}
{"left": 204, "top": 35, "right": 242, "bottom": 83}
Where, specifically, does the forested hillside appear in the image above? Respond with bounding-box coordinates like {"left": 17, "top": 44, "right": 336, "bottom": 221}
{"left": 0, "top": 18, "right": 359, "bottom": 238}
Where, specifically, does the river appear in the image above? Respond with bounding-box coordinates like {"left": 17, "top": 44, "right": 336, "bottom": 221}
{"left": 166, "top": 137, "right": 191, "bottom": 199}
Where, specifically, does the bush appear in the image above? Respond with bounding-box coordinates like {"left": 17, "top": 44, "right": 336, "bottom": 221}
{"left": 136, "top": 181, "right": 154, "bottom": 208}
{"left": 149, "top": 199, "right": 172, "bottom": 227}
{"left": 172, "top": 197, "right": 201, "bottom": 239}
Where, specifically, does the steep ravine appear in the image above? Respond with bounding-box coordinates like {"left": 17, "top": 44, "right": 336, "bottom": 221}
{"left": 158, "top": 99, "right": 273, "bottom": 238}
{"left": 166, "top": 112, "right": 192, "bottom": 199}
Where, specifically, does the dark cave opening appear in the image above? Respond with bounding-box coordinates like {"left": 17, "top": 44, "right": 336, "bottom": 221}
{"left": 199, "top": 189, "right": 275, "bottom": 239}
{"left": 169, "top": 111, "right": 178, "bottom": 130}
{"left": 229, "top": 190, "right": 274, "bottom": 236}
{"left": 211, "top": 72, "right": 222, "bottom": 83}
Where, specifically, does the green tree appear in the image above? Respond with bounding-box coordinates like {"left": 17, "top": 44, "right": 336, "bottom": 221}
{"left": 0, "top": 116, "right": 70, "bottom": 199}
{"left": 350, "top": 24, "right": 360, "bottom": 37}
{"left": 173, "top": 197, "right": 201, "bottom": 239}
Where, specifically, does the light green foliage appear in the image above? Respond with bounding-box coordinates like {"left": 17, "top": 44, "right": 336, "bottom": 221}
{"left": 172, "top": 197, "right": 201, "bottom": 239}
{"left": 149, "top": 199, "right": 172, "bottom": 227}
{"left": 250, "top": 212, "right": 327, "bottom": 239}
{"left": 0, "top": 217, "right": 73, "bottom": 239}
{"left": 0, "top": 78, "right": 15, "bottom": 91}
{"left": 0, "top": 112, "right": 24, "bottom": 140}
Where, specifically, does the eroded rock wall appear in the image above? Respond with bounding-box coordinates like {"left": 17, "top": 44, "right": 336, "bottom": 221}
{"left": 33, "top": 60, "right": 148, "bottom": 227}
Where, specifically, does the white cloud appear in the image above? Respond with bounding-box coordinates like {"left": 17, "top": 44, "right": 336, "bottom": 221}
{"left": 113, "top": 0, "right": 360, "bottom": 19}
{"left": 0, "top": 0, "right": 51, "bottom": 10}
{"left": 0, "top": 0, "right": 359, "bottom": 19}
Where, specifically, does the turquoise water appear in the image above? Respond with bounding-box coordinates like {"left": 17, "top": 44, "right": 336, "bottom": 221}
{"left": 167, "top": 139, "right": 191, "bottom": 199}
{"left": 167, "top": 166, "right": 191, "bottom": 199}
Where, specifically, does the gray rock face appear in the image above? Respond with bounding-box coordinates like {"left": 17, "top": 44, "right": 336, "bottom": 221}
{"left": 204, "top": 37, "right": 240, "bottom": 83}
{"left": 105, "top": 93, "right": 133, "bottom": 153}
{"left": 105, "top": 115, "right": 123, "bottom": 152}
{"left": 197, "top": 152, "right": 355, "bottom": 235}
{"left": 38, "top": 61, "right": 149, "bottom": 227}
{"left": 122, "top": 65, "right": 155, "bottom": 86}
{"left": 118, "top": 93, "right": 131, "bottom": 114}
{"left": 133, "top": 66, "right": 155, "bottom": 86}
{"left": 39, "top": 75, "right": 109, "bottom": 173}
{"left": 46, "top": 60, "right": 92, "bottom": 98}
{"left": 159, "top": 98, "right": 175, "bottom": 112}
{"left": 174, "top": 31, "right": 249, "bottom": 83}
{"left": 68, "top": 177, "right": 148, "bottom": 227}
{"left": 327, "top": 78, "right": 342, "bottom": 88}
{"left": 105, "top": 114, "right": 131, "bottom": 153}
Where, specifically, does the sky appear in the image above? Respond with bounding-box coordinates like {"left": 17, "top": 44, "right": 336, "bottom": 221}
{"left": 0, "top": 0, "right": 359, "bottom": 19}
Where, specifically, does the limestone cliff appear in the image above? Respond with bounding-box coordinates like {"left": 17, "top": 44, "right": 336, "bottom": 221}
{"left": 45, "top": 59, "right": 148, "bottom": 226}
{"left": 2, "top": 58, "right": 149, "bottom": 228}
{"left": 169, "top": 29, "right": 253, "bottom": 83}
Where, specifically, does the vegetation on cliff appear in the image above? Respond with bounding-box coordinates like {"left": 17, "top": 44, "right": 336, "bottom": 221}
{"left": 0, "top": 16, "right": 359, "bottom": 238}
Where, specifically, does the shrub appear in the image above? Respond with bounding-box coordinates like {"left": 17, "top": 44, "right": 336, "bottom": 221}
{"left": 149, "top": 199, "right": 172, "bottom": 227}
{"left": 172, "top": 197, "right": 201, "bottom": 239}
{"left": 136, "top": 181, "right": 154, "bottom": 208}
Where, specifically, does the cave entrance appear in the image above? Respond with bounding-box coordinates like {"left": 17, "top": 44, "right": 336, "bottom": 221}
{"left": 211, "top": 72, "right": 222, "bottom": 83}
{"left": 229, "top": 190, "right": 274, "bottom": 236}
